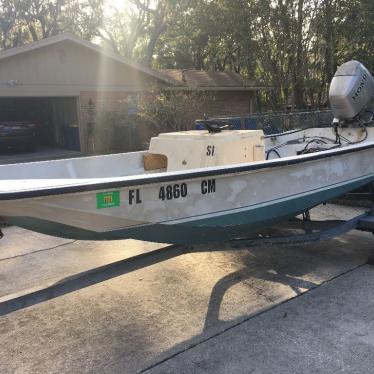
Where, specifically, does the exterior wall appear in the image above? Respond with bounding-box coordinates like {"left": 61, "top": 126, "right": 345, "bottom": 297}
{"left": 0, "top": 40, "right": 160, "bottom": 97}
{"left": 174, "top": 90, "right": 256, "bottom": 133}
{"left": 204, "top": 91, "right": 254, "bottom": 117}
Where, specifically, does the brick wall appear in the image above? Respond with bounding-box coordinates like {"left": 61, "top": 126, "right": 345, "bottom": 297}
{"left": 171, "top": 90, "right": 255, "bottom": 132}
{"left": 203, "top": 91, "right": 254, "bottom": 117}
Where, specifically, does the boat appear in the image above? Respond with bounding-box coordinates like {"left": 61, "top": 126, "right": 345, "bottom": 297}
{"left": 1, "top": 60, "right": 374, "bottom": 244}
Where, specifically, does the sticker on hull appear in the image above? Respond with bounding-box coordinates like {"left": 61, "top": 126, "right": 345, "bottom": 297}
{"left": 96, "top": 191, "right": 120, "bottom": 209}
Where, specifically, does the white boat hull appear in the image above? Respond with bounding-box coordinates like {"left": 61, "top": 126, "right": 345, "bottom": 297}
{"left": 1, "top": 135, "right": 374, "bottom": 243}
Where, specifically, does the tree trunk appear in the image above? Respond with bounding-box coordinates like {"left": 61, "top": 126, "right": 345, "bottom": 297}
{"left": 294, "top": 0, "right": 305, "bottom": 109}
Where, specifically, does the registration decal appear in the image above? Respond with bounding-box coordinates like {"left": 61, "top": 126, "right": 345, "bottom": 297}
{"left": 96, "top": 191, "right": 120, "bottom": 209}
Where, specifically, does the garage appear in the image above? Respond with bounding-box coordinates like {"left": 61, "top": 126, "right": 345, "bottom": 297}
{"left": 0, "top": 97, "right": 80, "bottom": 153}
{"left": 0, "top": 33, "right": 178, "bottom": 159}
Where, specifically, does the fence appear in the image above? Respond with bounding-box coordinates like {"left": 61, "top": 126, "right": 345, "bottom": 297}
{"left": 196, "top": 109, "right": 334, "bottom": 134}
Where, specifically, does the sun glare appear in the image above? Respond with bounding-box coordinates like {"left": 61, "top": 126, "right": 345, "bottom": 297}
{"left": 104, "top": 0, "right": 133, "bottom": 15}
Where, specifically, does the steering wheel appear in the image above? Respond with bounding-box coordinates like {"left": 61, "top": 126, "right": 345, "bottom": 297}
{"left": 200, "top": 120, "right": 232, "bottom": 133}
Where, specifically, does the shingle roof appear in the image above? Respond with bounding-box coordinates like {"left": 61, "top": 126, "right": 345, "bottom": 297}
{"left": 160, "top": 69, "right": 266, "bottom": 91}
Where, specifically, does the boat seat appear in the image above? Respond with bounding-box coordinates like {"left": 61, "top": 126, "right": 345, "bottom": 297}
{"left": 144, "top": 130, "right": 265, "bottom": 172}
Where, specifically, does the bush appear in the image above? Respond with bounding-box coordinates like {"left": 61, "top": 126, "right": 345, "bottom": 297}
{"left": 90, "top": 110, "right": 132, "bottom": 153}
{"left": 87, "top": 90, "right": 215, "bottom": 153}
{"left": 138, "top": 89, "right": 215, "bottom": 133}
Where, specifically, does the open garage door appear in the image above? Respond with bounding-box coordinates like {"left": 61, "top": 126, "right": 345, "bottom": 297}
{"left": 0, "top": 97, "right": 80, "bottom": 152}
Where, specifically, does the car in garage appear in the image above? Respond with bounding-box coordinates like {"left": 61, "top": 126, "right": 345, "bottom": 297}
{"left": 0, "top": 121, "right": 38, "bottom": 152}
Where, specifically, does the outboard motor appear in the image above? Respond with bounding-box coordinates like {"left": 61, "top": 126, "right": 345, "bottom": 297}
{"left": 329, "top": 60, "right": 374, "bottom": 123}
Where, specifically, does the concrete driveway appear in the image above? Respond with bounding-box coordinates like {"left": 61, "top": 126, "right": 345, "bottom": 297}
{"left": 0, "top": 204, "right": 374, "bottom": 373}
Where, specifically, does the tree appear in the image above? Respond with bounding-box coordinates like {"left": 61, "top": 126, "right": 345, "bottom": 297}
{"left": 153, "top": 0, "right": 254, "bottom": 73}
{"left": 0, "top": 0, "right": 25, "bottom": 49}
{"left": 0, "top": 0, "right": 103, "bottom": 50}
{"left": 102, "top": 0, "right": 192, "bottom": 66}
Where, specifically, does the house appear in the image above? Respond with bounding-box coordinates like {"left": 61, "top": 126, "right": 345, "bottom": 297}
{"left": 0, "top": 33, "right": 181, "bottom": 153}
{"left": 0, "top": 33, "right": 267, "bottom": 154}
{"left": 160, "top": 69, "right": 264, "bottom": 117}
